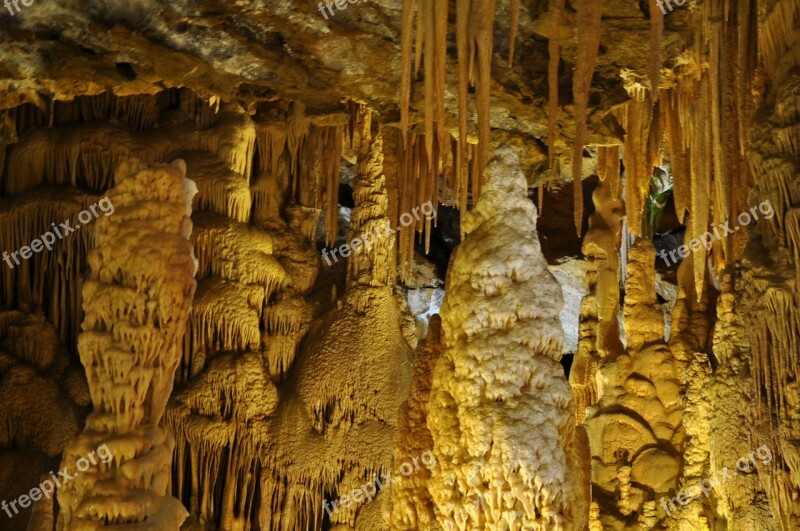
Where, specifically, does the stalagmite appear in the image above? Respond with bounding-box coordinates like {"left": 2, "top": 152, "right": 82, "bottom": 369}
{"left": 571, "top": 171, "right": 624, "bottom": 424}
{"left": 57, "top": 158, "right": 197, "bottom": 529}
{"left": 508, "top": 0, "right": 520, "bottom": 66}
{"left": 584, "top": 240, "right": 682, "bottom": 528}
{"left": 347, "top": 117, "right": 396, "bottom": 288}
{"left": 705, "top": 275, "right": 773, "bottom": 528}
{"left": 389, "top": 316, "right": 443, "bottom": 531}
{"left": 428, "top": 147, "right": 587, "bottom": 529}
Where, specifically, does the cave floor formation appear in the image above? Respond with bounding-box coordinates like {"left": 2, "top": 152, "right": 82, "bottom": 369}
{"left": 1, "top": 0, "right": 799, "bottom": 530}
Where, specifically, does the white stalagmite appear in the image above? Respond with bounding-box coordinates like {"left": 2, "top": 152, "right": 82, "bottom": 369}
{"left": 427, "top": 146, "right": 588, "bottom": 530}
{"left": 57, "top": 158, "right": 197, "bottom": 530}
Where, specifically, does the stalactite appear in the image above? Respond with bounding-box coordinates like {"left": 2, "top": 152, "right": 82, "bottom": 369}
{"left": 434, "top": 0, "right": 448, "bottom": 182}
{"left": 708, "top": 2, "right": 733, "bottom": 263}
{"left": 508, "top": 0, "right": 520, "bottom": 67}
{"left": 689, "top": 74, "right": 711, "bottom": 301}
{"left": 286, "top": 100, "right": 309, "bottom": 194}
{"left": 400, "top": 0, "right": 415, "bottom": 146}
{"left": 471, "top": 0, "right": 495, "bottom": 182}
{"left": 423, "top": 0, "right": 435, "bottom": 167}
{"left": 544, "top": 0, "right": 562, "bottom": 161}
{"left": 322, "top": 126, "right": 342, "bottom": 246}
{"left": 114, "top": 94, "right": 161, "bottom": 131}
{"left": 263, "top": 295, "right": 312, "bottom": 380}
{"left": 456, "top": 0, "right": 471, "bottom": 222}
{"left": 648, "top": 0, "right": 663, "bottom": 103}
{"left": 571, "top": 0, "right": 603, "bottom": 236}
{"left": 180, "top": 88, "right": 221, "bottom": 129}
{"left": 181, "top": 151, "right": 252, "bottom": 223}
{"left": 664, "top": 88, "right": 690, "bottom": 224}
{"left": 619, "top": 93, "right": 654, "bottom": 237}
{"left": 256, "top": 122, "right": 288, "bottom": 180}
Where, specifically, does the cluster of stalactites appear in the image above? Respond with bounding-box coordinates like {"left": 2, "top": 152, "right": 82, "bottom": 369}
{"left": 57, "top": 158, "right": 196, "bottom": 530}
{"left": 0, "top": 188, "right": 102, "bottom": 352}
{"left": 2, "top": 100, "right": 255, "bottom": 196}
{"left": 396, "top": 0, "right": 527, "bottom": 248}
{"left": 399, "top": 0, "right": 502, "bottom": 193}
{"left": 252, "top": 100, "right": 338, "bottom": 243}
{"left": 615, "top": 0, "right": 758, "bottom": 301}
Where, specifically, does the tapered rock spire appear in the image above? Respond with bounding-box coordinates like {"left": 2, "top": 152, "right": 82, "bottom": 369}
{"left": 427, "top": 147, "right": 588, "bottom": 530}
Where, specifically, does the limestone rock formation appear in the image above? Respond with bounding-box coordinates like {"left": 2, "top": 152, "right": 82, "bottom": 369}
{"left": 57, "top": 159, "right": 197, "bottom": 529}
{"left": 1, "top": 1, "right": 799, "bottom": 530}
{"left": 427, "top": 147, "right": 588, "bottom": 530}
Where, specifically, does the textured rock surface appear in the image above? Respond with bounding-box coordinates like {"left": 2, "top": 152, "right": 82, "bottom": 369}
{"left": 57, "top": 159, "right": 196, "bottom": 529}
{"left": 427, "top": 147, "right": 588, "bottom": 529}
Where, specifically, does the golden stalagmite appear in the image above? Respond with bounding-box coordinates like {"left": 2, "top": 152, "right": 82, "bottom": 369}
{"left": 56, "top": 159, "right": 197, "bottom": 530}
{"left": 571, "top": 171, "right": 624, "bottom": 423}
{"left": 427, "top": 147, "right": 588, "bottom": 530}
{"left": 389, "top": 316, "right": 443, "bottom": 531}
{"left": 584, "top": 239, "right": 682, "bottom": 528}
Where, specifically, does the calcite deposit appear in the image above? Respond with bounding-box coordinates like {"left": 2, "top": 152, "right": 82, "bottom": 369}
{"left": 0, "top": 0, "right": 798, "bottom": 530}
{"left": 427, "top": 147, "right": 588, "bottom": 530}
